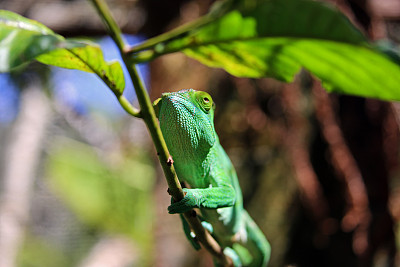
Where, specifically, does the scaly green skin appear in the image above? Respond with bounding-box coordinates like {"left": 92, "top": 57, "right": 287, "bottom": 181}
{"left": 155, "top": 89, "right": 271, "bottom": 267}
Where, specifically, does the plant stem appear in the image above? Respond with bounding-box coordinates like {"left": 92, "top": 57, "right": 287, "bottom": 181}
{"left": 126, "top": 0, "right": 235, "bottom": 55}
{"left": 118, "top": 95, "right": 141, "bottom": 118}
{"left": 89, "top": 0, "right": 126, "bottom": 52}
{"left": 123, "top": 57, "right": 183, "bottom": 197}
{"left": 126, "top": 15, "right": 213, "bottom": 54}
{"left": 90, "top": 0, "right": 232, "bottom": 266}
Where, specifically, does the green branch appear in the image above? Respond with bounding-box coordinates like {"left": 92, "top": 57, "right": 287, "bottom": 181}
{"left": 89, "top": 0, "right": 232, "bottom": 266}
{"left": 126, "top": 15, "right": 214, "bottom": 54}
{"left": 89, "top": 0, "right": 126, "bottom": 52}
{"left": 125, "top": 0, "right": 235, "bottom": 55}
{"left": 118, "top": 95, "right": 141, "bottom": 118}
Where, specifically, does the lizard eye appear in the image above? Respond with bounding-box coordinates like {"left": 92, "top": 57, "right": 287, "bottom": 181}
{"left": 195, "top": 91, "right": 213, "bottom": 113}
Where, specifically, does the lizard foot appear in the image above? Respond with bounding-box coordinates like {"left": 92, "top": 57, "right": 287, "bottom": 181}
{"left": 224, "top": 247, "right": 242, "bottom": 267}
{"left": 168, "top": 188, "right": 198, "bottom": 214}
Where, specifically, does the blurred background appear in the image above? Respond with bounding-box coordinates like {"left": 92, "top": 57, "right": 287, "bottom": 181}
{"left": 0, "top": 0, "right": 400, "bottom": 266}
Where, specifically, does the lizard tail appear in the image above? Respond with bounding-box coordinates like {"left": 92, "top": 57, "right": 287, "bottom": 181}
{"left": 240, "top": 211, "right": 271, "bottom": 267}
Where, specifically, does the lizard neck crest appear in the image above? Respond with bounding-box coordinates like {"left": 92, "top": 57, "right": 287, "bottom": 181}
{"left": 159, "top": 89, "right": 217, "bottom": 163}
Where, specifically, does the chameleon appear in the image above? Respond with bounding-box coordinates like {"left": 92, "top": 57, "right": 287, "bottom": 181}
{"left": 154, "top": 89, "right": 271, "bottom": 267}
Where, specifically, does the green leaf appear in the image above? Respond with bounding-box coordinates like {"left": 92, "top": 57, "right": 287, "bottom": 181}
{"left": 0, "top": 10, "right": 125, "bottom": 95}
{"left": 0, "top": 10, "right": 62, "bottom": 71}
{"left": 131, "top": 0, "right": 400, "bottom": 101}
{"left": 37, "top": 41, "right": 126, "bottom": 95}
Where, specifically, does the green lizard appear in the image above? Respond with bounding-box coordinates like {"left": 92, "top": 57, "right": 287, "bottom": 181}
{"left": 154, "top": 89, "right": 271, "bottom": 267}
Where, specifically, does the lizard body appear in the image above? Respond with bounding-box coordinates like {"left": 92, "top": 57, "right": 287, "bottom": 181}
{"left": 155, "top": 89, "right": 270, "bottom": 267}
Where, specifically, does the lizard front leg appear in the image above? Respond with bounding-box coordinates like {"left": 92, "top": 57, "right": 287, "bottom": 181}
{"left": 168, "top": 186, "right": 236, "bottom": 214}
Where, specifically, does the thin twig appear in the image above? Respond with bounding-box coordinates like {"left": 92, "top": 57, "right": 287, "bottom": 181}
{"left": 89, "top": 0, "right": 126, "bottom": 52}
{"left": 117, "top": 95, "right": 141, "bottom": 118}
{"left": 126, "top": 15, "right": 214, "bottom": 54}
{"left": 89, "top": 0, "right": 232, "bottom": 265}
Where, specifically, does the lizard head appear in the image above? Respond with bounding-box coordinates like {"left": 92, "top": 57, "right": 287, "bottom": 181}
{"left": 154, "top": 89, "right": 217, "bottom": 160}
